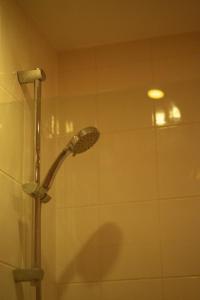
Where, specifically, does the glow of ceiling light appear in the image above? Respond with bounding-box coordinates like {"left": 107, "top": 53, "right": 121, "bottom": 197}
{"left": 56, "top": 120, "right": 60, "bottom": 135}
{"left": 51, "top": 115, "right": 55, "bottom": 135}
{"left": 155, "top": 111, "right": 166, "bottom": 126}
{"left": 169, "top": 105, "right": 181, "bottom": 120}
{"left": 147, "top": 89, "right": 165, "bottom": 99}
{"left": 65, "top": 121, "right": 74, "bottom": 133}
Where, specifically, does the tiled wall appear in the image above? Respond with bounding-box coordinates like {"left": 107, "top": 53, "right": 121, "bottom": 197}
{"left": 0, "top": 0, "right": 57, "bottom": 299}
{"left": 55, "top": 32, "right": 200, "bottom": 299}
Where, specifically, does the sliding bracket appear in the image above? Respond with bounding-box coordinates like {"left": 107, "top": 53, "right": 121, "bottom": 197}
{"left": 13, "top": 268, "right": 44, "bottom": 283}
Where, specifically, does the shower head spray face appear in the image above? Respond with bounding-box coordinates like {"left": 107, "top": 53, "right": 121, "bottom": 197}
{"left": 67, "top": 127, "right": 100, "bottom": 155}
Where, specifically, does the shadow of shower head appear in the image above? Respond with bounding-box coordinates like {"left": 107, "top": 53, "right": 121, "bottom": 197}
{"left": 41, "top": 126, "right": 100, "bottom": 194}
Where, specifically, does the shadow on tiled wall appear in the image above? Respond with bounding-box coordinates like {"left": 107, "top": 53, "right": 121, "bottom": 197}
{"left": 58, "top": 222, "right": 123, "bottom": 297}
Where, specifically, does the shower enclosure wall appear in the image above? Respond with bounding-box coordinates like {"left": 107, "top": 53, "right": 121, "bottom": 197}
{"left": 54, "top": 32, "right": 200, "bottom": 300}
{"left": 0, "top": 1, "right": 200, "bottom": 300}
{"left": 13, "top": 67, "right": 99, "bottom": 300}
{"left": 0, "top": 1, "right": 57, "bottom": 299}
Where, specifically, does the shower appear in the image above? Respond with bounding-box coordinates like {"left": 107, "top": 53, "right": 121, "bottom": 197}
{"left": 13, "top": 68, "right": 100, "bottom": 300}
{"left": 22, "top": 126, "right": 100, "bottom": 202}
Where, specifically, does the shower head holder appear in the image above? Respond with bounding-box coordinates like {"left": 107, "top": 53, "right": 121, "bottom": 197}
{"left": 22, "top": 182, "right": 51, "bottom": 203}
{"left": 17, "top": 68, "right": 46, "bottom": 84}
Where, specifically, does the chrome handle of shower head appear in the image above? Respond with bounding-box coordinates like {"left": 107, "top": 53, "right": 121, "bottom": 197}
{"left": 22, "top": 147, "right": 72, "bottom": 203}
{"left": 41, "top": 147, "right": 72, "bottom": 192}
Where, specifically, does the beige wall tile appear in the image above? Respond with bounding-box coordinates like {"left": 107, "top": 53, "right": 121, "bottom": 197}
{"left": 157, "top": 124, "right": 200, "bottom": 198}
{"left": 99, "top": 201, "right": 161, "bottom": 280}
{"left": 56, "top": 208, "right": 76, "bottom": 283}
{"left": 58, "top": 282, "right": 100, "bottom": 300}
{"left": 160, "top": 198, "right": 200, "bottom": 276}
{"left": 0, "top": 263, "right": 36, "bottom": 300}
{"left": 0, "top": 88, "right": 24, "bottom": 182}
{"left": 58, "top": 68, "right": 97, "bottom": 97}
{"left": 99, "top": 201, "right": 160, "bottom": 246}
{"left": 151, "top": 35, "right": 200, "bottom": 86}
{"left": 154, "top": 80, "right": 200, "bottom": 127}
{"left": 101, "top": 279, "right": 162, "bottom": 300}
{"left": 0, "top": 0, "right": 30, "bottom": 99}
{"left": 97, "top": 88, "right": 154, "bottom": 133}
{"left": 42, "top": 201, "right": 56, "bottom": 283}
{"left": 56, "top": 202, "right": 161, "bottom": 283}
{"left": 55, "top": 95, "right": 97, "bottom": 138}
{"left": 100, "top": 243, "right": 161, "bottom": 280}
{"left": 150, "top": 32, "right": 200, "bottom": 60}
{"left": 42, "top": 282, "right": 58, "bottom": 300}
{"left": 0, "top": 172, "right": 23, "bottom": 267}
{"left": 97, "top": 61, "right": 152, "bottom": 93}
{"left": 184, "top": 54, "right": 200, "bottom": 81}
{"left": 41, "top": 136, "right": 57, "bottom": 182}
{"left": 73, "top": 245, "right": 100, "bottom": 282}
{"left": 163, "top": 277, "right": 200, "bottom": 300}
{"left": 95, "top": 39, "right": 152, "bottom": 69}
{"left": 56, "top": 206, "right": 100, "bottom": 283}
{"left": 59, "top": 48, "right": 96, "bottom": 72}
{"left": 0, "top": 0, "right": 57, "bottom": 100}
{"left": 70, "top": 206, "right": 100, "bottom": 282}
{"left": 71, "top": 206, "right": 100, "bottom": 247}
{"left": 0, "top": 263, "right": 19, "bottom": 300}
{"left": 41, "top": 97, "right": 58, "bottom": 139}
{"left": 23, "top": 93, "right": 34, "bottom": 183}
{"left": 100, "top": 130, "right": 157, "bottom": 204}
{"left": 152, "top": 56, "right": 187, "bottom": 85}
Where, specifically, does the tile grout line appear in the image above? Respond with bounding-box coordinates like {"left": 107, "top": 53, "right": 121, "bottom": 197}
{"left": 55, "top": 192, "right": 200, "bottom": 210}
{"left": 0, "top": 260, "right": 17, "bottom": 269}
{"left": 56, "top": 273, "right": 200, "bottom": 286}
{"left": 153, "top": 113, "right": 166, "bottom": 300}
{"left": 0, "top": 168, "right": 22, "bottom": 185}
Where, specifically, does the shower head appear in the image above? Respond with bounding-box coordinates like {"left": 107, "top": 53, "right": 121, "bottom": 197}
{"left": 41, "top": 126, "right": 100, "bottom": 195}
{"left": 66, "top": 126, "right": 100, "bottom": 155}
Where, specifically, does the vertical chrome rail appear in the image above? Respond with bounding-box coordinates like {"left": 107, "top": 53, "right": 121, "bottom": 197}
{"left": 34, "top": 78, "right": 42, "bottom": 300}
{"left": 14, "top": 68, "right": 46, "bottom": 300}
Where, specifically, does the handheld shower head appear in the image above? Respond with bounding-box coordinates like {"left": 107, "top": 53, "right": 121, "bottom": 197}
{"left": 41, "top": 127, "right": 100, "bottom": 194}
{"left": 66, "top": 126, "right": 100, "bottom": 155}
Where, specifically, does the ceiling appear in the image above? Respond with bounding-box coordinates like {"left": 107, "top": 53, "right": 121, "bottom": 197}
{"left": 18, "top": 0, "right": 200, "bottom": 51}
